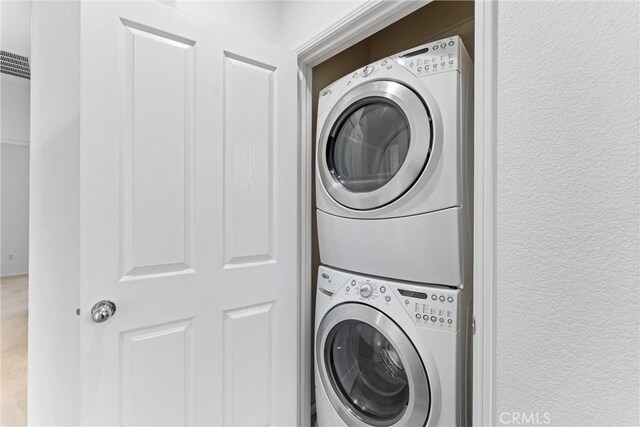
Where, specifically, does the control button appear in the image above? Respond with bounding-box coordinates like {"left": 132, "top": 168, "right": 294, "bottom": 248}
{"left": 431, "top": 295, "right": 437, "bottom": 301}
{"left": 347, "top": 81, "right": 352, "bottom": 85}
{"left": 441, "top": 62, "right": 445, "bottom": 66}
{"left": 439, "top": 296, "right": 445, "bottom": 302}
{"left": 433, "top": 64, "right": 438, "bottom": 68}
{"left": 351, "top": 280, "right": 356, "bottom": 286}
{"left": 321, "top": 90, "right": 331, "bottom": 97}
{"left": 381, "top": 60, "right": 387, "bottom": 66}
{"left": 346, "top": 287, "right": 350, "bottom": 292}
{"left": 440, "top": 318, "right": 445, "bottom": 323}
{"left": 422, "top": 314, "right": 429, "bottom": 320}
{"left": 321, "top": 273, "right": 329, "bottom": 279}
{"left": 447, "top": 296, "right": 454, "bottom": 303}
{"left": 449, "top": 41, "right": 455, "bottom": 46}
{"left": 380, "top": 286, "right": 386, "bottom": 293}
{"left": 385, "top": 296, "right": 391, "bottom": 302}
{"left": 360, "top": 284, "right": 373, "bottom": 298}
{"left": 433, "top": 45, "right": 438, "bottom": 50}
{"left": 449, "top": 60, "right": 454, "bottom": 64}
{"left": 352, "top": 72, "right": 358, "bottom": 78}
{"left": 417, "top": 67, "right": 422, "bottom": 72}
{"left": 416, "top": 313, "right": 422, "bottom": 319}
{"left": 431, "top": 316, "right": 437, "bottom": 322}
{"left": 448, "top": 319, "right": 453, "bottom": 324}
{"left": 440, "top": 43, "right": 446, "bottom": 48}
{"left": 405, "top": 300, "right": 410, "bottom": 305}
{"left": 386, "top": 65, "right": 392, "bottom": 69}
{"left": 362, "top": 65, "right": 374, "bottom": 77}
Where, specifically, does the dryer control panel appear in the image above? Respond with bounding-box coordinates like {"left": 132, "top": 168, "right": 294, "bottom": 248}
{"left": 392, "top": 36, "right": 462, "bottom": 78}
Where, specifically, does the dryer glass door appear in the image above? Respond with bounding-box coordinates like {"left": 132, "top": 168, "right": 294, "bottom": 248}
{"left": 328, "top": 100, "right": 410, "bottom": 193}
{"left": 317, "top": 304, "right": 430, "bottom": 426}
{"left": 318, "top": 80, "right": 433, "bottom": 210}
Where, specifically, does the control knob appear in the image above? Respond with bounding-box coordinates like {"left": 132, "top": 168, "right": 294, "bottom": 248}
{"left": 362, "top": 65, "right": 374, "bottom": 77}
{"left": 360, "top": 284, "right": 373, "bottom": 298}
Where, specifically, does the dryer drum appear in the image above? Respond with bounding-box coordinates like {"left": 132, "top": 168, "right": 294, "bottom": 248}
{"left": 326, "top": 97, "right": 411, "bottom": 193}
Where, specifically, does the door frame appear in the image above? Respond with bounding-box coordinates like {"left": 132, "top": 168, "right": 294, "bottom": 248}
{"left": 294, "top": 1, "right": 498, "bottom": 425}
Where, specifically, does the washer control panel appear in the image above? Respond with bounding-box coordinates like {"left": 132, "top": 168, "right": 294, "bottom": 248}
{"left": 317, "top": 266, "right": 461, "bottom": 332}
{"left": 342, "top": 278, "right": 386, "bottom": 301}
{"left": 393, "top": 285, "right": 459, "bottom": 331}
{"left": 392, "top": 36, "right": 461, "bottom": 78}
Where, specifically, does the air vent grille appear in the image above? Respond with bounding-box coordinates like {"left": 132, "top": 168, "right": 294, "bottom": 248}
{"left": 1, "top": 50, "right": 30, "bottom": 80}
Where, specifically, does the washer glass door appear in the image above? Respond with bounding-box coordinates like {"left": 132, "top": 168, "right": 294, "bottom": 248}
{"left": 317, "top": 304, "right": 430, "bottom": 426}
{"left": 327, "top": 319, "right": 410, "bottom": 423}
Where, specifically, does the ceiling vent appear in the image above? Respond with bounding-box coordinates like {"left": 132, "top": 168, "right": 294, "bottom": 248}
{"left": 1, "top": 50, "right": 30, "bottom": 80}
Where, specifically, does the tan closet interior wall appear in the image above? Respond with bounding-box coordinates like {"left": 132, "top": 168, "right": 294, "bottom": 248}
{"left": 310, "top": 0, "right": 475, "bottom": 299}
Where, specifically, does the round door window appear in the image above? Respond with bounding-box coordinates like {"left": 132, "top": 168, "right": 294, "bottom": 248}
{"left": 327, "top": 98, "right": 411, "bottom": 193}
{"left": 325, "top": 319, "right": 410, "bottom": 425}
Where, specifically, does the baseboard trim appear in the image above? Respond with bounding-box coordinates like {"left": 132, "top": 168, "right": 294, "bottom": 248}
{"left": 1, "top": 271, "right": 29, "bottom": 278}
{"left": 1, "top": 137, "right": 30, "bottom": 147}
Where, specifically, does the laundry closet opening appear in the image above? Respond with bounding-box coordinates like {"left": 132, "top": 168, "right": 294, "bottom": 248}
{"left": 308, "top": 0, "right": 475, "bottom": 424}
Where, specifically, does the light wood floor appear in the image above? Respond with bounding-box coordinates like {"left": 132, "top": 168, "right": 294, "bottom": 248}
{"left": 1, "top": 274, "right": 28, "bottom": 427}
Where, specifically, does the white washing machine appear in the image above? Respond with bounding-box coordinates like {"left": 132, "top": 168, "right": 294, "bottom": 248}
{"left": 316, "top": 36, "right": 473, "bottom": 287}
{"left": 314, "top": 266, "right": 472, "bottom": 427}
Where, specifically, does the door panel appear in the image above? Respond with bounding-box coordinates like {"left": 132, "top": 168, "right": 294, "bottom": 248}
{"left": 223, "top": 52, "right": 275, "bottom": 267}
{"left": 120, "top": 319, "right": 195, "bottom": 426}
{"left": 121, "top": 19, "right": 195, "bottom": 278}
{"left": 223, "top": 303, "right": 274, "bottom": 425}
{"left": 80, "top": 2, "right": 298, "bottom": 425}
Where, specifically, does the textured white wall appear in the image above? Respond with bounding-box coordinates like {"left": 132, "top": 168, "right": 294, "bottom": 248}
{"left": 1, "top": 143, "right": 29, "bottom": 276}
{"left": 495, "top": 1, "right": 639, "bottom": 425}
{"left": 1, "top": 79, "right": 30, "bottom": 143}
{"left": 1, "top": 77, "right": 30, "bottom": 276}
{"left": 170, "top": 0, "right": 281, "bottom": 44}
{"left": 1, "top": 0, "right": 31, "bottom": 56}
{"left": 168, "top": 0, "right": 368, "bottom": 50}
{"left": 277, "top": 0, "right": 367, "bottom": 49}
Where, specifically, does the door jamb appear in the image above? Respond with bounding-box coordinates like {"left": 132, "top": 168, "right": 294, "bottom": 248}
{"left": 294, "top": 1, "right": 498, "bottom": 425}
{"left": 473, "top": 2, "right": 498, "bottom": 425}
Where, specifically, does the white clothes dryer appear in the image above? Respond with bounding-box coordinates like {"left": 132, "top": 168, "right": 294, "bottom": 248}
{"left": 314, "top": 266, "right": 472, "bottom": 427}
{"left": 316, "top": 36, "right": 473, "bottom": 287}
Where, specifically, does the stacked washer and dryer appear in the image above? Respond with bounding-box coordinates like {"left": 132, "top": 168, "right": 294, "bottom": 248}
{"left": 314, "top": 36, "right": 474, "bottom": 427}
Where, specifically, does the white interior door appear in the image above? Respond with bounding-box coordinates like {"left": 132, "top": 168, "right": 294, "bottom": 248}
{"left": 79, "top": 2, "right": 298, "bottom": 425}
